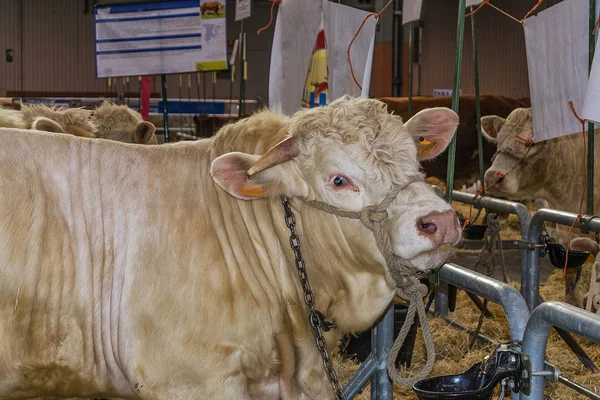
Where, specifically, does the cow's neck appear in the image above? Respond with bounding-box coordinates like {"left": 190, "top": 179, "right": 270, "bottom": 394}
{"left": 279, "top": 199, "right": 396, "bottom": 335}
{"left": 536, "top": 134, "right": 600, "bottom": 215}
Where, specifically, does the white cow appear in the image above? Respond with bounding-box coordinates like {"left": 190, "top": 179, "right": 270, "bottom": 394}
{"left": 0, "top": 96, "right": 460, "bottom": 399}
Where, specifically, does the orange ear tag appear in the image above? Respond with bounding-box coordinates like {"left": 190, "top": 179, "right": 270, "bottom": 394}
{"left": 417, "top": 137, "right": 438, "bottom": 158}
{"left": 587, "top": 254, "right": 596, "bottom": 264}
{"left": 240, "top": 182, "right": 263, "bottom": 197}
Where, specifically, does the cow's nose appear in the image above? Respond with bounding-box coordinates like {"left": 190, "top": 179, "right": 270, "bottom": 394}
{"left": 484, "top": 169, "right": 503, "bottom": 188}
{"left": 417, "top": 210, "right": 460, "bottom": 246}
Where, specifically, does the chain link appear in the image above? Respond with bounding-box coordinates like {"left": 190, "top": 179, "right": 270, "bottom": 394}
{"left": 281, "top": 196, "right": 347, "bottom": 400}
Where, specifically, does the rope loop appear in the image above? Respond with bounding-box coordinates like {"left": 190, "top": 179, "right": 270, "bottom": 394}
{"left": 387, "top": 281, "right": 436, "bottom": 386}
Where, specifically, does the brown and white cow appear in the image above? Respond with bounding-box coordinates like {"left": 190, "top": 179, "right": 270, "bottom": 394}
{"left": 481, "top": 107, "right": 600, "bottom": 305}
{"left": 481, "top": 107, "right": 600, "bottom": 229}
{"left": 0, "top": 102, "right": 158, "bottom": 144}
{"left": 0, "top": 96, "right": 460, "bottom": 399}
{"left": 381, "top": 94, "right": 531, "bottom": 188}
{"left": 92, "top": 101, "right": 158, "bottom": 145}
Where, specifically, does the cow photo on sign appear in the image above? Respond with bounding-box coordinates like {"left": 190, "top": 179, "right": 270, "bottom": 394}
{"left": 0, "top": 96, "right": 461, "bottom": 399}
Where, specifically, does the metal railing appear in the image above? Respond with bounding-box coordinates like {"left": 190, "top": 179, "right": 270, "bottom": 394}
{"left": 435, "top": 190, "right": 531, "bottom": 317}
{"left": 521, "top": 301, "right": 600, "bottom": 400}
{"left": 523, "top": 208, "right": 600, "bottom": 312}
{"left": 343, "top": 262, "right": 530, "bottom": 399}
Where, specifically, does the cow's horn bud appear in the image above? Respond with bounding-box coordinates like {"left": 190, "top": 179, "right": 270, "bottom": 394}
{"left": 247, "top": 136, "right": 299, "bottom": 176}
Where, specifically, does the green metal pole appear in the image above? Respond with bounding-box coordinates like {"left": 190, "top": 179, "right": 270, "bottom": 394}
{"left": 445, "top": 0, "right": 467, "bottom": 203}
{"left": 588, "top": 0, "right": 595, "bottom": 215}
{"left": 239, "top": 21, "right": 244, "bottom": 118}
{"left": 471, "top": 7, "right": 484, "bottom": 195}
{"left": 408, "top": 21, "right": 414, "bottom": 118}
{"left": 161, "top": 74, "right": 170, "bottom": 143}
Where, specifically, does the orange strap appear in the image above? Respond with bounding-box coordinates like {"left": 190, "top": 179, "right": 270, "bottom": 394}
{"left": 563, "top": 101, "right": 589, "bottom": 275}
{"left": 466, "top": 0, "right": 544, "bottom": 24}
{"left": 348, "top": 0, "right": 394, "bottom": 90}
{"left": 256, "top": 0, "right": 282, "bottom": 36}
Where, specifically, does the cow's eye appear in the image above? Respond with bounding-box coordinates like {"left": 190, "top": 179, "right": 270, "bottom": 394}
{"left": 333, "top": 176, "right": 347, "bottom": 186}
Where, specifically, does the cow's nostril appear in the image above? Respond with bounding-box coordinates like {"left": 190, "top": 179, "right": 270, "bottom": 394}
{"left": 419, "top": 220, "right": 437, "bottom": 234}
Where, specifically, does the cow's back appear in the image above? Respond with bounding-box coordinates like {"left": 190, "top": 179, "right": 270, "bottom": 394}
{"left": 0, "top": 129, "right": 218, "bottom": 398}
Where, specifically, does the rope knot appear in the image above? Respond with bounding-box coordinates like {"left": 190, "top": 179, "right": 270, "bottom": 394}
{"left": 396, "top": 281, "right": 428, "bottom": 300}
{"left": 359, "top": 205, "right": 388, "bottom": 229}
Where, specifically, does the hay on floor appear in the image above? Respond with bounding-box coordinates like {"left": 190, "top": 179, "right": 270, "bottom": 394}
{"left": 335, "top": 262, "right": 600, "bottom": 399}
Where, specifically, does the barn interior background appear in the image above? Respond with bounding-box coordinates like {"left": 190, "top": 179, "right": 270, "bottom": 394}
{"left": 0, "top": 0, "right": 566, "bottom": 105}
{"left": 1, "top": 0, "right": 600, "bottom": 399}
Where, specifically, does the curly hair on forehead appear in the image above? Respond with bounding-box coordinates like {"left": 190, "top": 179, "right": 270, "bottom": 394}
{"left": 291, "top": 96, "right": 422, "bottom": 187}
{"left": 505, "top": 108, "right": 532, "bottom": 128}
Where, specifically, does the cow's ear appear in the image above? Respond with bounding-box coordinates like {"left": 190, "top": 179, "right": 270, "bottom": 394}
{"left": 570, "top": 237, "right": 600, "bottom": 258}
{"left": 32, "top": 117, "right": 65, "bottom": 133}
{"left": 135, "top": 121, "right": 156, "bottom": 143}
{"left": 404, "top": 107, "right": 459, "bottom": 160}
{"left": 210, "top": 152, "right": 308, "bottom": 200}
{"left": 481, "top": 115, "right": 505, "bottom": 143}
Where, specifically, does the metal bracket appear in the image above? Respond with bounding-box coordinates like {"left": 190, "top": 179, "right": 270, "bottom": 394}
{"left": 514, "top": 240, "right": 537, "bottom": 250}
{"left": 578, "top": 215, "right": 599, "bottom": 235}
{"left": 514, "top": 235, "right": 549, "bottom": 257}
{"left": 531, "top": 362, "right": 561, "bottom": 382}
{"left": 428, "top": 268, "right": 440, "bottom": 286}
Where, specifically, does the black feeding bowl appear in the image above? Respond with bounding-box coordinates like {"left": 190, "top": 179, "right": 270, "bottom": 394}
{"left": 546, "top": 242, "right": 590, "bottom": 269}
{"left": 412, "top": 363, "right": 495, "bottom": 400}
{"left": 459, "top": 218, "right": 488, "bottom": 240}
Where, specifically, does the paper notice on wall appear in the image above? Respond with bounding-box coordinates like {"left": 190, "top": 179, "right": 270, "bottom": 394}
{"left": 325, "top": 2, "right": 376, "bottom": 100}
{"left": 235, "top": 0, "right": 251, "bottom": 21}
{"left": 402, "top": 0, "right": 423, "bottom": 24}
{"left": 523, "top": 0, "right": 589, "bottom": 142}
{"left": 94, "top": 0, "right": 228, "bottom": 77}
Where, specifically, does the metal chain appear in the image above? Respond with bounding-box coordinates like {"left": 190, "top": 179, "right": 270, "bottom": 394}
{"left": 281, "top": 196, "right": 347, "bottom": 400}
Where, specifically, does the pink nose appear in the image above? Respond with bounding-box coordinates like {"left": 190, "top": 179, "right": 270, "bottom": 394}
{"left": 417, "top": 210, "right": 460, "bottom": 246}
{"left": 484, "top": 169, "right": 504, "bottom": 188}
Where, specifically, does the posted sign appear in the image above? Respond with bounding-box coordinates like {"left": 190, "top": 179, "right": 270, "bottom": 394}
{"left": 94, "top": 0, "right": 228, "bottom": 77}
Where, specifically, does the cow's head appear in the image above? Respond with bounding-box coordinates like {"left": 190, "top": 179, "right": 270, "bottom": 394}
{"left": 93, "top": 102, "right": 158, "bottom": 144}
{"left": 481, "top": 107, "right": 547, "bottom": 200}
{"left": 210, "top": 96, "right": 461, "bottom": 272}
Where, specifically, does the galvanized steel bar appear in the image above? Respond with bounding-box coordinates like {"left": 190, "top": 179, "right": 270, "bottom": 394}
{"left": 588, "top": 0, "right": 596, "bottom": 215}
{"left": 520, "top": 301, "right": 600, "bottom": 400}
{"left": 451, "top": 191, "right": 531, "bottom": 236}
{"left": 525, "top": 208, "right": 600, "bottom": 312}
{"left": 434, "top": 280, "right": 449, "bottom": 317}
{"left": 445, "top": 0, "right": 467, "bottom": 203}
{"left": 161, "top": 74, "right": 170, "bottom": 143}
{"left": 372, "top": 305, "right": 394, "bottom": 399}
{"left": 450, "top": 191, "right": 531, "bottom": 319}
{"left": 343, "top": 304, "right": 393, "bottom": 399}
{"left": 557, "top": 376, "right": 600, "bottom": 400}
{"left": 343, "top": 355, "right": 376, "bottom": 398}
{"left": 470, "top": 9, "right": 485, "bottom": 194}
{"left": 439, "top": 263, "right": 530, "bottom": 341}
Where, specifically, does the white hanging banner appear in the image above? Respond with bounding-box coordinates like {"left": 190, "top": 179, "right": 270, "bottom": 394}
{"left": 269, "top": 0, "right": 323, "bottom": 115}
{"left": 466, "top": 0, "right": 483, "bottom": 7}
{"left": 581, "top": 7, "right": 600, "bottom": 123}
{"left": 523, "top": 0, "right": 589, "bottom": 142}
{"left": 402, "top": 0, "right": 423, "bottom": 25}
{"left": 235, "top": 0, "right": 251, "bottom": 21}
{"left": 269, "top": 1, "right": 375, "bottom": 115}
{"left": 325, "top": 2, "right": 376, "bottom": 100}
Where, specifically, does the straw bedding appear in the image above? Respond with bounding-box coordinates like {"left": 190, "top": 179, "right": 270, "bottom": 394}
{"left": 335, "top": 260, "right": 600, "bottom": 399}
